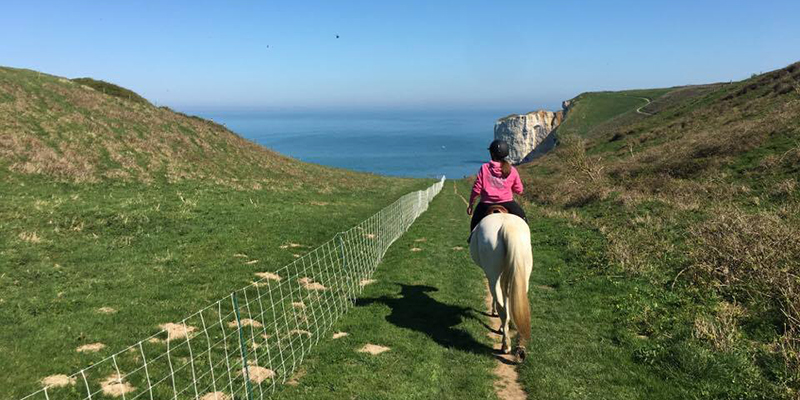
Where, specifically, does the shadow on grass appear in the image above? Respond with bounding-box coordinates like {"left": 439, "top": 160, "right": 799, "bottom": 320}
{"left": 356, "top": 283, "right": 493, "bottom": 355}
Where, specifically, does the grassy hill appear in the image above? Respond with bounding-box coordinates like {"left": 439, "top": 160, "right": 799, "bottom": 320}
{"left": 517, "top": 62, "right": 800, "bottom": 398}
{"left": 0, "top": 67, "right": 430, "bottom": 397}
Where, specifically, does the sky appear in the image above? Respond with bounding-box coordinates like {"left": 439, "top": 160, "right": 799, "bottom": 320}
{"left": 2, "top": 1, "right": 799, "bottom": 112}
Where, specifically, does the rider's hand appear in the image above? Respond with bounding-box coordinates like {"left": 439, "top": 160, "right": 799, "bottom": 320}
{"left": 467, "top": 205, "right": 473, "bottom": 215}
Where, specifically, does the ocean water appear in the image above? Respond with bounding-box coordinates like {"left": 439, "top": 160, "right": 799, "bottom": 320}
{"left": 194, "top": 110, "right": 509, "bottom": 179}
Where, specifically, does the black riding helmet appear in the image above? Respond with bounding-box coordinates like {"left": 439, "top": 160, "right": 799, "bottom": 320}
{"left": 488, "top": 139, "right": 509, "bottom": 159}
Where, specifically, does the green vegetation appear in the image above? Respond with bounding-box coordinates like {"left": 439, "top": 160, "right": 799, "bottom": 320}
{"left": 556, "top": 89, "right": 667, "bottom": 137}
{"left": 3, "top": 61, "right": 800, "bottom": 399}
{"left": 71, "top": 77, "right": 151, "bottom": 105}
{"left": 0, "top": 67, "right": 430, "bottom": 397}
{"left": 520, "top": 61, "right": 800, "bottom": 398}
{"left": 271, "top": 181, "right": 496, "bottom": 399}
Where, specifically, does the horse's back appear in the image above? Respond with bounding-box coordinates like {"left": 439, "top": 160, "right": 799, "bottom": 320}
{"left": 470, "top": 213, "right": 529, "bottom": 270}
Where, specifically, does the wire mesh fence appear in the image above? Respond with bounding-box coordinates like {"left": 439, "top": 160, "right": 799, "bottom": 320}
{"left": 21, "top": 177, "right": 445, "bottom": 400}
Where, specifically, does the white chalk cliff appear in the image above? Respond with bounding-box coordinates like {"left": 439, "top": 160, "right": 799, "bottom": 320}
{"left": 494, "top": 101, "right": 570, "bottom": 164}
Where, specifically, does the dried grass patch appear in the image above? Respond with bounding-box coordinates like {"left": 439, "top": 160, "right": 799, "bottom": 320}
{"left": 76, "top": 342, "right": 106, "bottom": 353}
{"left": 100, "top": 374, "right": 135, "bottom": 397}
{"left": 255, "top": 272, "right": 281, "bottom": 281}
{"left": 228, "top": 318, "right": 262, "bottom": 328}
{"left": 18, "top": 231, "right": 42, "bottom": 243}
{"left": 200, "top": 392, "right": 230, "bottom": 400}
{"left": 358, "top": 343, "right": 390, "bottom": 355}
{"left": 41, "top": 374, "right": 76, "bottom": 388}
{"left": 158, "top": 322, "right": 197, "bottom": 342}
{"left": 298, "top": 277, "right": 326, "bottom": 291}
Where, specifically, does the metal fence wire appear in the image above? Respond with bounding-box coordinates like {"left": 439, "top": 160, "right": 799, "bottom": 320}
{"left": 21, "top": 177, "right": 445, "bottom": 400}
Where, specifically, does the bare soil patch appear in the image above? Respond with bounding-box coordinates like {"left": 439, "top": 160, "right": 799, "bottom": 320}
{"left": 244, "top": 364, "right": 275, "bottom": 384}
{"left": 358, "top": 343, "right": 390, "bottom": 355}
{"left": 255, "top": 271, "right": 281, "bottom": 281}
{"left": 292, "top": 301, "right": 306, "bottom": 309}
{"left": 100, "top": 374, "right": 135, "bottom": 397}
{"left": 41, "top": 374, "right": 76, "bottom": 388}
{"left": 244, "top": 259, "right": 259, "bottom": 265}
{"left": 228, "top": 318, "right": 262, "bottom": 328}
{"left": 360, "top": 279, "right": 377, "bottom": 287}
{"left": 280, "top": 243, "right": 303, "bottom": 249}
{"left": 96, "top": 306, "right": 117, "bottom": 314}
{"left": 298, "top": 277, "right": 326, "bottom": 290}
{"left": 414, "top": 238, "right": 427, "bottom": 242}
{"left": 452, "top": 246, "right": 465, "bottom": 251}
{"left": 200, "top": 392, "right": 230, "bottom": 400}
{"left": 484, "top": 283, "right": 526, "bottom": 400}
{"left": 410, "top": 247, "right": 422, "bottom": 252}
{"left": 287, "top": 367, "right": 306, "bottom": 386}
{"left": 289, "top": 329, "right": 312, "bottom": 337}
{"left": 159, "top": 322, "right": 197, "bottom": 342}
{"left": 76, "top": 342, "right": 106, "bottom": 353}
{"left": 332, "top": 331, "right": 348, "bottom": 339}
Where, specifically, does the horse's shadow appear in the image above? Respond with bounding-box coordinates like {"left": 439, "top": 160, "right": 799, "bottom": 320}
{"left": 356, "top": 284, "right": 494, "bottom": 355}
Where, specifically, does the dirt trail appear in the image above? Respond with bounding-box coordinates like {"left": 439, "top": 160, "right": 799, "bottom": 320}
{"left": 635, "top": 96, "right": 653, "bottom": 115}
{"left": 485, "top": 283, "right": 527, "bottom": 400}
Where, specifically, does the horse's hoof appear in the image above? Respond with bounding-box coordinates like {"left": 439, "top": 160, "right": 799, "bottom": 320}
{"left": 514, "top": 347, "right": 527, "bottom": 363}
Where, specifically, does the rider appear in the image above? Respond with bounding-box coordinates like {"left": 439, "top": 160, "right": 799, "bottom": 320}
{"left": 467, "top": 139, "right": 527, "bottom": 241}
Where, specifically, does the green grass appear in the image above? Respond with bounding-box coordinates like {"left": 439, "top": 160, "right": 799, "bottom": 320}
{"left": 270, "top": 180, "right": 497, "bottom": 399}
{"left": 518, "top": 205, "right": 685, "bottom": 399}
{"left": 0, "top": 170, "right": 430, "bottom": 398}
{"left": 70, "top": 77, "right": 151, "bottom": 105}
{"left": 518, "top": 61, "right": 800, "bottom": 398}
{"left": 558, "top": 90, "right": 664, "bottom": 137}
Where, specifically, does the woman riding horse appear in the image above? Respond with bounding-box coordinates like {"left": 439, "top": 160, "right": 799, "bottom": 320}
{"left": 467, "top": 139, "right": 527, "bottom": 241}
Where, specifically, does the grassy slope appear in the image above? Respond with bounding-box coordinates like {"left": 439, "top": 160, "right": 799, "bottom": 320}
{"left": 518, "top": 62, "right": 800, "bottom": 398}
{"left": 270, "top": 180, "right": 496, "bottom": 399}
{"left": 0, "top": 67, "right": 430, "bottom": 397}
{"left": 556, "top": 88, "right": 671, "bottom": 138}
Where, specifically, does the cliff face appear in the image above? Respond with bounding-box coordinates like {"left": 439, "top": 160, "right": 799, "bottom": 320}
{"left": 494, "top": 106, "right": 566, "bottom": 164}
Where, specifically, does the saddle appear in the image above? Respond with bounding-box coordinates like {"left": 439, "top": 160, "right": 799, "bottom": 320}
{"left": 485, "top": 204, "right": 508, "bottom": 216}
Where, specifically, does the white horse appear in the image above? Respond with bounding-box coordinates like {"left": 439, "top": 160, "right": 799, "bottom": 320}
{"left": 469, "top": 212, "right": 533, "bottom": 360}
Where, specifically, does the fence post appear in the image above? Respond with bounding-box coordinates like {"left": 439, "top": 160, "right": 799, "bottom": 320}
{"left": 232, "top": 293, "right": 255, "bottom": 400}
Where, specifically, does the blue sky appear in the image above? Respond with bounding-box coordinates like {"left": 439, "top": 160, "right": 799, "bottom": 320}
{"left": 2, "top": 1, "right": 799, "bottom": 112}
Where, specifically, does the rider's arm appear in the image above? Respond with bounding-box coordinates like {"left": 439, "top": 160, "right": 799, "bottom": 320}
{"left": 469, "top": 166, "right": 484, "bottom": 206}
{"left": 511, "top": 168, "right": 523, "bottom": 195}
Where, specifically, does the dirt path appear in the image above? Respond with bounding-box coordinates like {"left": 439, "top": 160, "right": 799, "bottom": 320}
{"left": 485, "top": 284, "right": 527, "bottom": 400}
{"left": 635, "top": 96, "right": 653, "bottom": 115}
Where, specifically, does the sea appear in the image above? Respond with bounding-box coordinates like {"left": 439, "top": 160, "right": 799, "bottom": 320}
{"left": 192, "top": 110, "right": 512, "bottom": 179}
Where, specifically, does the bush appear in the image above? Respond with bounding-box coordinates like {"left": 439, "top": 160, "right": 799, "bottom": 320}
{"left": 690, "top": 207, "right": 800, "bottom": 380}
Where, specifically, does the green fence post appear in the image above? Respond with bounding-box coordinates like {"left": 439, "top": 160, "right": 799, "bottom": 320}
{"left": 232, "top": 292, "right": 255, "bottom": 400}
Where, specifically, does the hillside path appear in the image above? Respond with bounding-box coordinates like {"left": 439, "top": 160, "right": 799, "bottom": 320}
{"left": 635, "top": 96, "right": 653, "bottom": 115}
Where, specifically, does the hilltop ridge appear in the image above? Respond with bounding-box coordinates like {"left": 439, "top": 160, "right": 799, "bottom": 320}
{"left": 0, "top": 66, "right": 383, "bottom": 191}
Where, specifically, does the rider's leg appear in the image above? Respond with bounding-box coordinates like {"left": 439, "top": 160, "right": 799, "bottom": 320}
{"left": 500, "top": 201, "right": 527, "bottom": 223}
{"left": 468, "top": 202, "right": 489, "bottom": 243}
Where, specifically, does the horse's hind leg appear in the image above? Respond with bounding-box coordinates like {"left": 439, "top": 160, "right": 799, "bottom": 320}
{"left": 500, "top": 294, "right": 512, "bottom": 353}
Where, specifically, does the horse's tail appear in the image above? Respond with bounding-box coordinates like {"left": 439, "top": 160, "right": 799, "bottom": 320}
{"left": 499, "top": 217, "right": 531, "bottom": 348}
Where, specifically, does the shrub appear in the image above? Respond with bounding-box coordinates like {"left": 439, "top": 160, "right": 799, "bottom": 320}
{"left": 690, "top": 207, "right": 800, "bottom": 378}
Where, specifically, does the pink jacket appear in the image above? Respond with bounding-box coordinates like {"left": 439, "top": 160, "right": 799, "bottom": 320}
{"left": 469, "top": 161, "right": 523, "bottom": 205}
